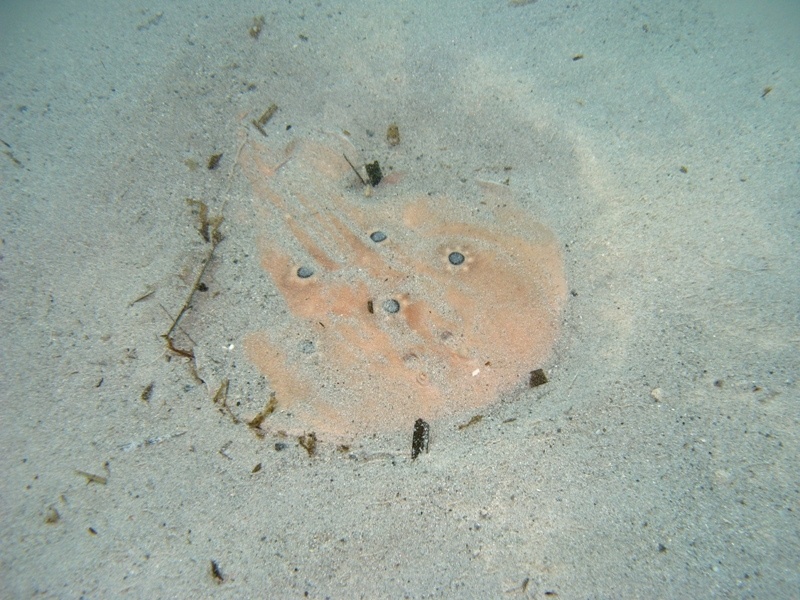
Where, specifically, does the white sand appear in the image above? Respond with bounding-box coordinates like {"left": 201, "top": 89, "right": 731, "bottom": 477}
{"left": 1, "top": 0, "right": 798, "bottom": 597}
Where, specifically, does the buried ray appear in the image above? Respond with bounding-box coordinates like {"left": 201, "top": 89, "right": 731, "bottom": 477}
{"left": 240, "top": 134, "right": 567, "bottom": 439}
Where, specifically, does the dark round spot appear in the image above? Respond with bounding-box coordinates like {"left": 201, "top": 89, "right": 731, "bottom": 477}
{"left": 448, "top": 251, "right": 465, "bottom": 266}
{"left": 370, "top": 231, "right": 387, "bottom": 243}
{"left": 383, "top": 299, "right": 400, "bottom": 314}
{"left": 296, "top": 266, "right": 314, "bottom": 279}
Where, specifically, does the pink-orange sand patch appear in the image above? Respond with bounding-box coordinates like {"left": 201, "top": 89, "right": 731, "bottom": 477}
{"left": 240, "top": 134, "right": 567, "bottom": 439}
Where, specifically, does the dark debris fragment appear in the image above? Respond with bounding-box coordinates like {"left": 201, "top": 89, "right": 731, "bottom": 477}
{"left": 298, "top": 432, "right": 317, "bottom": 457}
{"left": 210, "top": 559, "right": 225, "bottom": 583}
{"left": 529, "top": 368, "right": 548, "bottom": 388}
{"left": 411, "top": 418, "right": 430, "bottom": 460}
{"left": 457, "top": 415, "right": 483, "bottom": 430}
{"left": 249, "top": 15, "right": 265, "bottom": 39}
{"left": 365, "top": 161, "right": 383, "bottom": 186}
{"left": 207, "top": 153, "right": 223, "bottom": 170}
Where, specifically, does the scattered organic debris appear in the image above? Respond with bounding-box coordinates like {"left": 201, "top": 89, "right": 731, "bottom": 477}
{"left": 212, "top": 379, "right": 229, "bottom": 404}
{"left": 761, "top": 86, "right": 773, "bottom": 98}
{"left": 529, "top": 369, "right": 547, "bottom": 387}
{"left": 210, "top": 559, "right": 225, "bottom": 583}
{"left": 251, "top": 103, "right": 278, "bottom": 136}
{"left": 162, "top": 200, "right": 225, "bottom": 363}
{"left": 457, "top": 415, "right": 483, "bottom": 430}
{"left": 140, "top": 382, "right": 154, "bottom": 403}
{"left": 505, "top": 578, "right": 532, "bottom": 594}
{"left": 249, "top": 15, "right": 265, "bottom": 39}
{"left": 298, "top": 432, "right": 317, "bottom": 456}
{"left": 44, "top": 507, "right": 60, "bottom": 524}
{"left": 207, "top": 152, "right": 223, "bottom": 170}
{"left": 386, "top": 123, "right": 400, "bottom": 146}
{"left": 247, "top": 394, "right": 277, "bottom": 430}
{"left": 164, "top": 335, "right": 194, "bottom": 359}
{"left": 529, "top": 368, "right": 548, "bottom": 388}
{"left": 186, "top": 198, "right": 223, "bottom": 244}
{"left": 213, "top": 379, "right": 239, "bottom": 424}
{"left": 75, "top": 470, "right": 107, "bottom": 485}
{"left": 128, "top": 286, "right": 155, "bottom": 306}
{"left": 343, "top": 153, "right": 366, "bottom": 185}
{"left": 160, "top": 139, "right": 254, "bottom": 440}
{"left": 365, "top": 160, "right": 383, "bottom": 186}
{"left": 251, "top": 463, "right": 262, "bottom": 473}
{"left": 219, "top": 440, "right": 233, "bottom": 460}
{"left": 1, "top": 138, "right": 23, "bottom": 167}
{"left": 411, "top": 418, "right": 430, "bottom": 459}
{"left": 572, "top": 53, "right": 584, "bottom": 61}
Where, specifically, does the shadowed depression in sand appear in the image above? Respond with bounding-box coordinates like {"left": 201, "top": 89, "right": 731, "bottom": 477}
{"left": 240, "top": 134, "right": 567, "bottom": 438}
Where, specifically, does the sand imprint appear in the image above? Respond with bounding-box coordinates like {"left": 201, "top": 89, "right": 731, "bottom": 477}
{"left": 240, "top": 133, "right": 567, "bottom": 438}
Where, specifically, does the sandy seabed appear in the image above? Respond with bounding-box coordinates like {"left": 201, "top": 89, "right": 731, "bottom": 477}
{"left": 1, "top": 1, "right": 798, "bottom": 597}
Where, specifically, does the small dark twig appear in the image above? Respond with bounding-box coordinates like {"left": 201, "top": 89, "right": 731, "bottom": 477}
{"left": 343, "top": 153, "right": 366, "bottom": 185}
